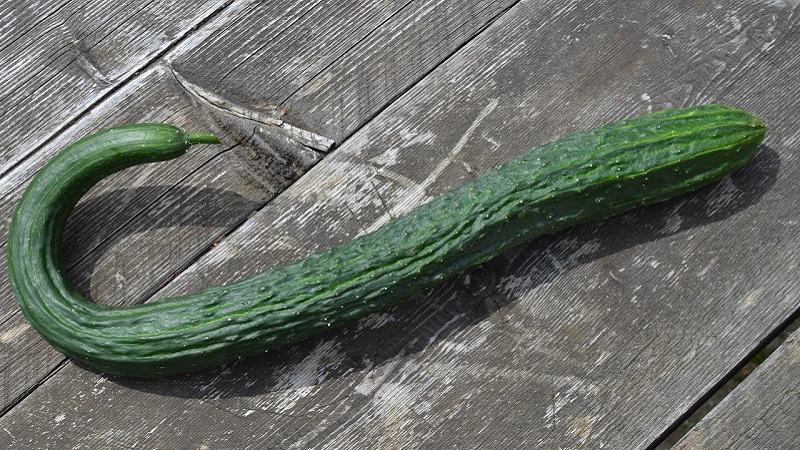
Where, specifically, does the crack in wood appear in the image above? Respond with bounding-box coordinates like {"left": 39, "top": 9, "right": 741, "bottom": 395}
{"left": 169, "top": 65, "right": 335, "bottom": 152}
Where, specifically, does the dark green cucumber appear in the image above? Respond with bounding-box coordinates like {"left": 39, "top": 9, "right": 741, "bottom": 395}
{"left": 7, "top": 105, "right": 765, "bottom": 377}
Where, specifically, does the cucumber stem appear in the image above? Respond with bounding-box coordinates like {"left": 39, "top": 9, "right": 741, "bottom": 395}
{"left": 184, "top": 131, "right": 220, "bottom": 145}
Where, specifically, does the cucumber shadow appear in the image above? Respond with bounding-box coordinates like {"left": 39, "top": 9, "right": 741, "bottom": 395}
{"left": 62, "top": 185, "right": 263, "bottom": 302}
{"left": 105, "top": 145, "right": 780, "bottom": 402}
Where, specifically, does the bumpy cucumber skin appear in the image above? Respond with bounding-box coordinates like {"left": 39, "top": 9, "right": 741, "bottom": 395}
{"left": 7, "top": 105, "right": 765, "bottom": 377}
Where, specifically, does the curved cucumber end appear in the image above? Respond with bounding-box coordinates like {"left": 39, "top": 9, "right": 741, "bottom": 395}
{"left": 184, "top": 131, "right": 220, "bottom": 145}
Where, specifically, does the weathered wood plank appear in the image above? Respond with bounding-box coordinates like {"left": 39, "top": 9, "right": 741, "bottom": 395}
{"left": 1, "top": 0, "right": 797, "bottom": 448}
{"left": 171, "top": 0, "right": 519, "bottom": 142}
{"left": 673, "top": 327, "right": 800, "bottom": 449}
{"left": 0, "top": 0, "right": 521, "bottom": 414}
{"left": 167, "top": 0, "right": 521, "bottom": 182}
{"left": 0, "top": 0, "right": 230, "bottom": 175}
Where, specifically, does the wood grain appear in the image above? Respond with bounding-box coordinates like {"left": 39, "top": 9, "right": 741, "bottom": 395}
{"left": 1, "top": 0, "right": 798, "bottom": 448}
{"left": 0, "top": 0, "right": 230, "bottom": 176}
{"left": 170, "top": 0, "right": 521, "bottom": 142}
{"left": 673, "top": 328, "right": 800, "bottom": 450}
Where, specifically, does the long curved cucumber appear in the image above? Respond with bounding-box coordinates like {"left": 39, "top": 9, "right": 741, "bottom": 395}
{"left": 6, "top": 105, "right": 765, "bottom": 377}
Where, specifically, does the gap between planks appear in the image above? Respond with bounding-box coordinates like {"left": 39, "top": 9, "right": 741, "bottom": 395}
{"left": 651, "top": 310, "right": 800, "bottom": 449}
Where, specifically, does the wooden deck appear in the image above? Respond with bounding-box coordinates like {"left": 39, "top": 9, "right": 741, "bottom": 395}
{"left": 1, "top": 1, "right": 798, "bottom": 448}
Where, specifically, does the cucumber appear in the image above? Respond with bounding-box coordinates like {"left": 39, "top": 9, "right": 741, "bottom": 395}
{"left": 7, "top": 105, "right": 765, "bottom": 377}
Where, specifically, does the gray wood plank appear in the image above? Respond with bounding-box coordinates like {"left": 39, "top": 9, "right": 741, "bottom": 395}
{"left": 171, "top": 0, "right": 520, "bottom": 143}
{"left": 0, "top": 0, "right": 521, "bottom": 414}
{"left": 1, "top": 0, "right": 798, "bottom": 448}
{"left": 0, "top": 0, "right": 230, "bottom": 175}
{"left": 673, "top": 328, "right": 800, "bottom": 449}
